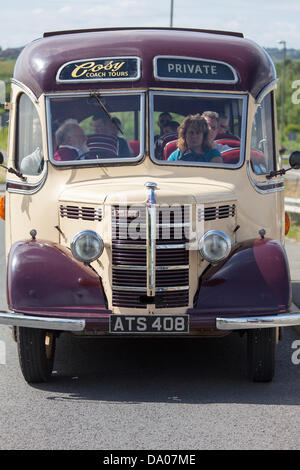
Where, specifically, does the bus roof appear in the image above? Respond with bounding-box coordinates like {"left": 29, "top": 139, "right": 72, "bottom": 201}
{"left": 13, "top": 27, "right": 276, "bottom": 99}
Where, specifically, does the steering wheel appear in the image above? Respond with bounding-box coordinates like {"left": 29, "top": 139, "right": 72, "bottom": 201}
{"left": 76, "top": 150, "right": 102, "bottom": 160}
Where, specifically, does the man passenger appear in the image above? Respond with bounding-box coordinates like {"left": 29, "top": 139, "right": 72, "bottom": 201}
{"left": 202, "top": 111, "right": 231, "bottom": 153}
{"left": 154, "top": 112, "right": 172, "bottom": 142}
{"left": 54, "top": 121, "right": 88, "bottom": 161}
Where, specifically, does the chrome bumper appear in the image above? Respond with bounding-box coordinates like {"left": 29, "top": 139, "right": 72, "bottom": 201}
{"left": 1, "top": 308, "right": 300, "bottom": 333}
{"left": 216, "top": 306, "right": 300, "bottom": 330}
{"left": 0, "top": 311, "right": 85, "bottom": 331}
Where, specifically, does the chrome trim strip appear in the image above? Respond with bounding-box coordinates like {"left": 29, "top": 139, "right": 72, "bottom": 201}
{"left": 155, "top": 286, "right": 189, "bottom": 292}
{"left": 6, "top": 163, "right": 48, "bottom": 195}
{"left": 113, "top": 265, "right": 146, "bottom": 270}
{"left": 0, "top": 311, "right": 85, "bottom": 331}
{"left": 113, "top": 286, "right": 147, "bottom": 292}
{"left": 112, "top": 222, "right": 147, "bottom": 228}
{"left": 158, "top": 223, "right": 190, "bottom": 228}
{"left": 112, "top": 243, "right": 186, "bottom": 250}
{"left": 256, "top": 79, "right": 278, "bottom": 104}
{"left": 156, "top": 265, "right": 189, "bottom": 271}
{"left": 246, "top": 162, "right": 285, "bottom": 194}
{"left": 45, "top": 89, "right": 147, "bottom": 98}
{"left": 112, "top": 264, "right": 189, "bottom": 271}
{"left": 112, "top": 244, "right": 146, "bottom": 249}
{"left": 145, "top": 182, "right": 157, "bottom": 296}
{"left": 156, "top": 244, "right": 186, "bottom": 249}
{"left": 216, "top": 312, "right": 300, "bottom": 330}
{"left": 113, "top": 285, "right": 189, "bottom": 292}
{"left": 11, "top": 78, "right": 38, "bottom": 103}
{"left": 113, "top": 222, "right": 189, "bottom": 229}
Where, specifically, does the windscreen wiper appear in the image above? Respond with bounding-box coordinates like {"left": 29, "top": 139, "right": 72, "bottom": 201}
{"left": 89, "top": 93, "right": 123, "bottom": 135}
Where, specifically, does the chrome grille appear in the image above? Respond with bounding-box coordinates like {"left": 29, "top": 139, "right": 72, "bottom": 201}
{"left": 111, "top": 205, "right": 190, "bottom": 308}
{"left": 112, "top": 206, "right": 147, "bottom": 308}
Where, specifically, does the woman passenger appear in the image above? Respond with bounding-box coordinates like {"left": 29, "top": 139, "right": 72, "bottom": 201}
{"left": 168, "top": 114, "right": 222, "bottom": 163}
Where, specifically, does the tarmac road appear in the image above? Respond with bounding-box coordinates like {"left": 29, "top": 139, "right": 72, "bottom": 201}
{"left": 0, "top": 219, "right": 300, "bottom": 450}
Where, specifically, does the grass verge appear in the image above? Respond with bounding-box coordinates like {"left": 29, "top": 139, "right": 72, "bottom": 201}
{"left": 0, "top": 126, "right": 8, "bottom": 183}
{"left": 285, "top": 179, "right": 300, "bottom": 242}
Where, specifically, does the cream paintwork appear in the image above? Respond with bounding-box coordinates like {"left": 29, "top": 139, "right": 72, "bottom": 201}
{"left": 5, "top": 83, "right": 285, "bottom": 315}
{"left": 59, "top": 177, "right": 237, "bottom": 205}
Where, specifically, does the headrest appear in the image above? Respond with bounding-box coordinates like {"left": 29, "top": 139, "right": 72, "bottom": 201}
{"left": 87, "top": 134, "right": 118, "bottom": 158}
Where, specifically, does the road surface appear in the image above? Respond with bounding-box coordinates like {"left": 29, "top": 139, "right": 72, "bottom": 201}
{"left": 0, "top": 219, "right": 300, "bottom": 450}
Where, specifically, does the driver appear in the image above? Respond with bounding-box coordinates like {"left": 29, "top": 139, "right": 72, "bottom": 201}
{"left": 54, "top": 121, "right": 88, "bottom": 161}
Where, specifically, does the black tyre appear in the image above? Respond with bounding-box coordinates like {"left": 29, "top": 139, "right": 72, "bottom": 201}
{"left": 247, "top": 328, "right": 276, "bottom": 382}
{"left": 17, "top": 327, "right": 56, "bottom": 383}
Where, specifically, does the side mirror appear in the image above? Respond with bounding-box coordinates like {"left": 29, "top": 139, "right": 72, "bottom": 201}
{"left": 289, "top": 151, "right": 300, "bottom": 170}
{"left": 0, "top": 152, "right": 4, "bottom": 165}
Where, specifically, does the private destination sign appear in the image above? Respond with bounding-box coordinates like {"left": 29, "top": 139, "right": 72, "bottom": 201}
{"left": 154, "top": 56, "right": 238, "bottom": 83}
{"left": 56, "top": 57, "right": 141, "bottom": 83}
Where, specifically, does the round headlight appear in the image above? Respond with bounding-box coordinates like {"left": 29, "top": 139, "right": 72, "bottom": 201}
{"left": 199, "top": 230, "right": 231, "bottom": 264}
{"left": 71, "top": 230, "right": 104, "bottom": 263}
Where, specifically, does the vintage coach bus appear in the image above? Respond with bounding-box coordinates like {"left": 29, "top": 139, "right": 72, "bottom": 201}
{"left": 0, "top": 27, "right": 300, "bottom": 383}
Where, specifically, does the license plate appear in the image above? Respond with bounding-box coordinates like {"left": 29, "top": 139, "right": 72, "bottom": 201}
{"left": 109, "top": 314, "right": 189, "bottom": 334}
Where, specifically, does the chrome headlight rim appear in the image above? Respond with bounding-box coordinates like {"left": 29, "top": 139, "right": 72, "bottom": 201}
{"left": 199, "top": 230, "right": 231, "bottom": 264}
{"left": 71, "top": 230, "right": 104, "bottom": 264}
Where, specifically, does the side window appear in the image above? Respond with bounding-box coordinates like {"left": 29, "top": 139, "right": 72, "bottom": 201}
{"left": 250, "top": 93, "right": 275, "bottom": 175}
{"left": 16, "top": 94, "right": 43, "bottom": 175}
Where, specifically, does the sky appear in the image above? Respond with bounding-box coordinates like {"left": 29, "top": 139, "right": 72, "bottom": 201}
{"left": 1, "top": 0, "right": 300, "bottom": 50}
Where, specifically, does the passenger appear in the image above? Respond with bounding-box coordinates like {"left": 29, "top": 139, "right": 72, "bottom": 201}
{"left": 218, "top": 115, "right": 230, "bottom": 134}
{"left": 54, "top": 121, "right": 88, "bottom": 161}
{"left": 88, "top": 114, "right": 132, "bottom": 157}
{"left": 161, "top": 120, "right": 180, "bottom": 136}
{"left": 216, "top": 114, "right": 238, "bottom": 140}
{"left": 20, "top": 117, "right": 44, "bottom": 174}
{"left": 20, "top": 147, "right": 44, "bottom": 174}
{"left": 202, "top": 111, "right": 232, "bottom": 152}
{"left": 168, "top": 114, "right": 222, "bottom": 163}
{"left": 154, "top": 112, "right": 172, "bottom": 142}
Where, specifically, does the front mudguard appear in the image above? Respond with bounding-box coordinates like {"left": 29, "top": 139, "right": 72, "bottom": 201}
{"left": 194, "top": 238, "right": 291, "bottom": 315}
{"left": 7, "top": 239, "right": 107, "bottom": 311}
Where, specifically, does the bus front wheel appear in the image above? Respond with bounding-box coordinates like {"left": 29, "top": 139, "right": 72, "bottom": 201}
{"left": 17, "top": 327, "right": 56, "bottom": 383}
{"left": 247, "top": 328, "right": 276, "bottom": 382}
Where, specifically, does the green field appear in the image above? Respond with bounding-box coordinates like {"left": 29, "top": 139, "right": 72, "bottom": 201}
{"left": 0, "top": 59, "right": 14, "bottom": 102}
{"left": 0, "top": 59, "right": 15, "bottom": 78}
{"left": 285, "top": 179, "right": 300, "bottom": 242}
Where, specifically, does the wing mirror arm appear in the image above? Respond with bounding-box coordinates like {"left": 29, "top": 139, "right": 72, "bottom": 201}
{"left": 266, "top": 150, "right": 300, "bottom": 179}
{"left": 0, "top": 152, "right": 27, "bottom": 182}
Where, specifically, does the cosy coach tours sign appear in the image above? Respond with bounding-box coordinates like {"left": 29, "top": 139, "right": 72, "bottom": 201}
{"left": 56, "top": 57, "right": 141, "bottom": 83}
{"left": 154, "top": 56, "right": 238, "bottom": 83}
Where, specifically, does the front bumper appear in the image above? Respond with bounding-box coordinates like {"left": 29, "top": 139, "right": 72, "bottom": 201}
{"left": 216, "top": 311, "right": 300, "bottom": 330}
{"left": 1, "top": 307, "right": 300, "bottom": 333}
{"left": 0, "top": 311, "right": 85, "bottom": 331}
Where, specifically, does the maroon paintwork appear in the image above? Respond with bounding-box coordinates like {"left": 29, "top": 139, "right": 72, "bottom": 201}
{"left": 7, "top": 237, "right": 291, "bottom": 333}
{"left": 7, "top": 240, "right": 110, "bottom": 321}
{"left": 14, "top": 27, "right": 275, "bottom": 100}
{"left": 188, "top": 238, "right": 291, "bottom": 320}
